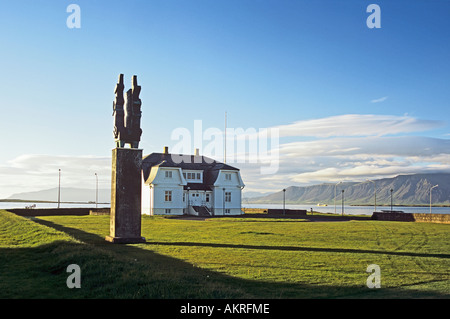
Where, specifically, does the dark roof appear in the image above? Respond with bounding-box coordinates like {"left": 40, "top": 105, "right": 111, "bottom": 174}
{"left": 184, "top": 183, "right": 213, "bottom": 191}
{"left": 142, "top": 152, "right": 239, "bottom": 182}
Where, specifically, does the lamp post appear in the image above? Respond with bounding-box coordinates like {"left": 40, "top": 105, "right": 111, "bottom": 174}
{"left": 390, "top": 189, "right": 393, "bottom": 212}
{"left": 187, "top": 186, "right": 190, "bottom": 214}
{"left": 367, "top": 179, "right": 377, "bottom": 212}
{"left": 341, "top": 189, "right": 345, "bottom": 216}
{"left": 334, "top": 181, "right": 342, "bottom": 214}
{"left": 58, "top": 169, "right": 61, "bottom": 209}
{"left": 223, "top": 187, "right": 226, "bottom": 215}
{"left": 95, "top": 173, "right": 98, "bottom": 208}
{"left": 430, "top": 185, "right": 438, "bottom": 214}
{"left": 283, "top": 189, "right": 286, "bottom": 215}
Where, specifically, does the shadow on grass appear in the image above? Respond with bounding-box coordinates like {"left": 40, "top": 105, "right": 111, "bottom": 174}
{"left": 6, "top": 218, "right": 445, "bottom": 299}
{"left": 144, "top": 241, "right": 450, "bottom": 259}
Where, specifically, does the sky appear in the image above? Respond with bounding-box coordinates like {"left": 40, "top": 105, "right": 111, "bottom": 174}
{"left": 0, "top": 0, "right": 449, "bottom": 198}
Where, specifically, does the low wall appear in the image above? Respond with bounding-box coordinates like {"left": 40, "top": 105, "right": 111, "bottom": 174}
{"left": 267, "top": 209, "right": 307, "bottom": 216}
{"left": 9, "top": 208, "right": 93, "bottom": 217}
{"left": 372, "top": 212, "right": 450, "bottom": 224}
{"left": 242, "top": 208, "right": 268, "bottom": 214}
{"left": 89, "top": 208, "right": 111, "bottom": 215}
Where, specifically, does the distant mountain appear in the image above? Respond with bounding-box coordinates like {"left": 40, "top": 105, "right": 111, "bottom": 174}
{"left": 6, "top": 173, "right": 450, "bottom": 206}
{"left": 248, "top": 173, "right": 450, "bottom": 206}
{"left": 6, "top": 187, "right": 111, "bottom": 203}
{"left": 243, "top": 191, "right": 273, "bottom": 199}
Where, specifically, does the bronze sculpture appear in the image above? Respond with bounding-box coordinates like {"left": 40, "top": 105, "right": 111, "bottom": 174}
{"left": 113, "top": 74, "right": 142, "bottom": 148}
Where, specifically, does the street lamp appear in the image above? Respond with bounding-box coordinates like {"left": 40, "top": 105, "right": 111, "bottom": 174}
{"left": 58, "top": 169, "right": 61, "bottom": 209}
{"left": 186, "top": 186, "right": 190, "bottom": 214}
{"left": 283, "top": 189, "right": 286, "bottom": 215}
{"left": 95, "top": 173, "right": 98, "bottom": 209}
{"left": 223, "top": 188, "right": 226, "bottom": 215}
{"left": 390, "top": 189, "right": 394, "bottom": 212}
{"left": 334, "top": 181, "right": 342, "bottom": 214}
{"left": 341, "top": 189, "right": 345, "bottom": 216}
{"left": 367, "top": 179, "right": 377, "bottom": 212}
{"left": 430, "top": 185, "right": 438, "bottom": 214}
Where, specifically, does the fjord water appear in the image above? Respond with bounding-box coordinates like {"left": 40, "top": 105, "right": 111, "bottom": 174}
{"left": 0, "top": 202, "right": 448, "bottom": 215}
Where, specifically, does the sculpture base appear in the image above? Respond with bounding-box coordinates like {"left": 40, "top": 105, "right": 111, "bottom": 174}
{"left": 105, "top": 236, "right": 146, "bottom": 244}
{"left": 108, "top": 148, "right": 144, "bottom": 244}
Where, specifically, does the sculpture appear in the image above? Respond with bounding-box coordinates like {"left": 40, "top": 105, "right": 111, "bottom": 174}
{"left": 113, "top": 74, "right": 142, "bottom": 148}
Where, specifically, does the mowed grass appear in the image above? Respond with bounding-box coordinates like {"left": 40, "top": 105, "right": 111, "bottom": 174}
{"left": 0, "top": 210, "right": 449, "bottom": 298}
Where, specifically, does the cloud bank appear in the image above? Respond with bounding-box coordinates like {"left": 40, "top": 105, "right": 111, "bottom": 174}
{"left": 237, "top": 114, "right": 449, "bottom": 193}
{"left": 0, "top": 154, "right": 111, "bottom": 198}
{"left": 0, "top": 114, "right": 448, "bottom": 198}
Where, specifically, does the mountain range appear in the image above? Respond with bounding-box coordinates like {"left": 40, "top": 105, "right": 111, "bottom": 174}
{"left": 5, "top": 187, "right": 111, "bottom": 204}
{"left": 4, "top": 173, "right": 450, "bottom": 206}
{"left": 245, "top": 173, "right": 450, "bottom": 206}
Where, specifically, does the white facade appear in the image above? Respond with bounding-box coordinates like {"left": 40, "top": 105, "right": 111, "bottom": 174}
{"left": 211, "top": 170, "right": 244, "bottom": 215}
{"left": 141, "top": 151, "right": 245, "bottom": 216}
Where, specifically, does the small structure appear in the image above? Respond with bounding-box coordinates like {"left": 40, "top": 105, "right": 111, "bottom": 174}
{"left": 141, "top": 147, "right": 245, "bottom": 216}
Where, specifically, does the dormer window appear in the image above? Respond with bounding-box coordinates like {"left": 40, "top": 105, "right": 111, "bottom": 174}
{"left": 182, "top": 170, "right": 202, "bottom": 182}
{"left": 165, "top": 171, "right": 172, "bottom": 178}
{"left": 225, "top": 173, "right": 231, "bottom": 181}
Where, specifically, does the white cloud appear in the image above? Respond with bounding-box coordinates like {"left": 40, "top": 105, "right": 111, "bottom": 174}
{"left": 0, "top": 154, "right": 111, "bottom": 198}
{"left": 239, "top": 114, "right": 443, "bottom": 140}
{"left": 371, "top": 96, "right": 388, "bottom": 103}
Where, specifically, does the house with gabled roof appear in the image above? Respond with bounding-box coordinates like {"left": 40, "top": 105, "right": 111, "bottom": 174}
{"left": 141, "top": 147, "right": 245, "bottom": 216}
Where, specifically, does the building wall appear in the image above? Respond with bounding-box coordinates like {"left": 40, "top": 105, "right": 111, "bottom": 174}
{"left": 142, "top": 167, "right": 186, "bottom": 215}
{"left": 212, "top": 170, "right": 245, "bottom": 215}
{"left": 141, "top": 183, "right": 152, "bottom": 215}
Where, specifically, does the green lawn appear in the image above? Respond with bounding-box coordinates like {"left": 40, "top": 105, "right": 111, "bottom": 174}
{"left": 0, "top": 210, "right": 449, "bottom": 298}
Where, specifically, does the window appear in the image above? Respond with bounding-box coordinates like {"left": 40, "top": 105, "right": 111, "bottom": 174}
{"left": 225, "top": 173, "right": 231, "bottom": 181}
{"left": 205, "top": 193, "right": 210, "bottom": 202}
{"left": 225, "top": 209, "right": 231, "bottom": 214}
{"left": 165, "top": 209, "right": 171, "bottom": 214}
{"left": 165, "top": 191, "right": 172, "bottom": 202}
{"left": 165, "top": 171, "right": 172, "bottom": 178}
{"left": 184, "top": 171, "right": 202, "bottom": 180}
{"left": 225, "top": 192, "right": 231, "bottom": 202}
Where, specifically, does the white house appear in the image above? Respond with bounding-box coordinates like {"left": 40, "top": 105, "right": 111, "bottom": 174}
{"left": 141, "top": 147, "right": 245, "bottom": 216}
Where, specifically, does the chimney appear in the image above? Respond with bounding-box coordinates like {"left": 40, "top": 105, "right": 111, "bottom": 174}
{"left": 163, "top": 146, "right": 169, "bottom": 154}
{"left": 195, "top": 148, "right": 199, "bottom": 156}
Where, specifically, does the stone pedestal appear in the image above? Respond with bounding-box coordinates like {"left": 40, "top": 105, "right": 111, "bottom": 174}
{"left": 106, "top": 148, "right": 146, "bottom": 244}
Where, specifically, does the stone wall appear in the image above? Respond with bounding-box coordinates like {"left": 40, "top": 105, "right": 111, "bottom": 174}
{"left": 372, "top": 212, "right": 450, "bottom": 224}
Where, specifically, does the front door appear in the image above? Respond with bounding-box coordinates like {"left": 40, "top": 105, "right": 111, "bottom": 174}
{"left": 189, "top": 192, "right": 202, "bottom": 206}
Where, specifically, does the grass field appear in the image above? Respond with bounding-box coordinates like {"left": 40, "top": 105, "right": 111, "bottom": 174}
{"left": 0, "top": 210, "right": 449, "bottom": 298}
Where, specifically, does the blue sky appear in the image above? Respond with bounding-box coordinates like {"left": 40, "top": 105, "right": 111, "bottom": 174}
{"left": 0, "top": 1, "right": 449, "bottom": 198}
